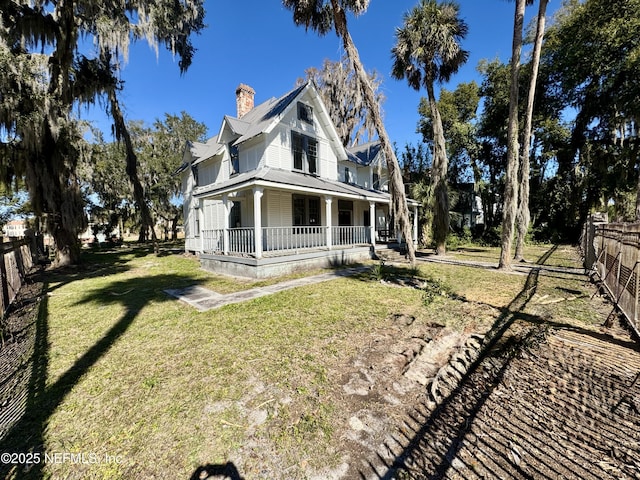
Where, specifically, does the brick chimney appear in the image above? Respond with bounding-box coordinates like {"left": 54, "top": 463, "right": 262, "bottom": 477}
{"left": 235, "top": 84, "right": 255, "bottom": 118}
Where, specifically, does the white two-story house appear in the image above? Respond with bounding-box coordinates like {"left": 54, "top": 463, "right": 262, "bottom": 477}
{"left": 179, "top": 82, "right": 419, "bottom": 278}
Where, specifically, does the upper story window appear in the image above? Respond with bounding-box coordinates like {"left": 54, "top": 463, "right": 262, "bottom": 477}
{"left": 229, "top": 143, "right": 239, "bottom": 175}
{"left": 344, "top": 167, "right": 353, "bottom": 184}
{"left": 191, "top": 165, "right": 199, "bottom": 186}
{"left": 297, "top": 102, "right": 313, "bottom": 124}
{"left": 292, "top": 132, "right": 318, "bottom": 175}
{"left": 373, "top": 172, "right": 380, "bottom": 190}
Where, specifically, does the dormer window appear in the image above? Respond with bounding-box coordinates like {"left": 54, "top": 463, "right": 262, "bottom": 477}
{"left": 297, "top": 102, "right": 313, "bottom": 124}
{"left": 292, "top": 132, "right": 318, "bottom": 175}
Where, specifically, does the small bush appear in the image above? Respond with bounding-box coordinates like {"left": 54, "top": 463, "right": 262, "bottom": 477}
{"left": 371, "top": 257, "right": 387, "bottom": 281}
{"left": 421, "top": 276, "right": 454, "bottom": 306}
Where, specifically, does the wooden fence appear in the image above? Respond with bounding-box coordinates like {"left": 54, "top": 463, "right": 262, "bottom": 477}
{"left": 0, "top": 239, "right": 35, "bottom": 318}
{"left": 582, "top": 220, "right": 640, "bottom": 337}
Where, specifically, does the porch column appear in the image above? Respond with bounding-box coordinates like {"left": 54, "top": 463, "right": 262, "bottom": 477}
{"left": 413, "top": 206, "right": 419, "bottom": 246}
{"left": 222, "top": 194, "right": 230, "bottom": 255}
{"left": 253, "top": 187, "right": 263, "bottom": 259}
{"left": 369, "top": 201, "right": 376, "bottom": 246}
{"left": 325, "top": 196, "right": 333, "bottom": 250}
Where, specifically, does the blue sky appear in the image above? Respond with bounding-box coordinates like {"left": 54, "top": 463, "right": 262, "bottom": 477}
{"left": 84, "top": 0, "right": 550, "bottom": 149}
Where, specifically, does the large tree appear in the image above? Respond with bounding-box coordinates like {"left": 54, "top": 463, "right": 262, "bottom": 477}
{"left": 391, "top": 0, "right": 469, "bottom": 255}
{"left": 498, "top": 0, "right": 534, "bottom": 270}
{"left": 282, "top": 0, "right": 416, "bottom": 263}
{"left": 147, "top": 112, "right": 208, "bottom": 240}
{"left": 300, "top": 56, "right": 385, "bottom": 147}
{"left": 0, "top": 0, "right": 205, "bottom": 265}
{"left": 514, "top": 0, "right": 549, "bottom": 261}
{"left": 418, "top": 82, "right": 481, "bottom": 185}
{"left": 88, "top": 113, "right": 208, "bottom": 241}
{"left": 543, "top": 0, "right": 640, "bottom": 221}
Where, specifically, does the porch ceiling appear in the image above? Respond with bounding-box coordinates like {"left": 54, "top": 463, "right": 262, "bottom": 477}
{"left": 193, "top": 167, "right": 419, "bottom": 206}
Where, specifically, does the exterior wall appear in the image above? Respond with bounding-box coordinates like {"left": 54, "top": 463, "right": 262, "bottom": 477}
{"left": 239, "top": 136, "right": 265, "bottom": 172}
{"left": 337, "top": 158, "right": 389, "bottom": 191}
{"left": 263, "top": 91, "right": 339, "bottom": 181}
{"left": 265, "top": 190, "right": 294, "bottom": 227}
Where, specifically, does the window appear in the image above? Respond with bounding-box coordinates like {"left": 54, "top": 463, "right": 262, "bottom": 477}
{"left": 229, "top": 202, "right": 241, "bottom": 228}
{"left": 229, "top": 143, "right": 239, "bottom": 175}
{"left": 344, "top": 167, "right": 352, "bottom": 184}
{"left": 297, "top": 102, "right": 313, "bottom": 124}
{"left": 292, "top": 132, "right": 318, "bottom": 175}
{"left": 193, "top": 208, "right": 200, "bottom": 237}
{"left": 293, "top": 195, "right": 320, "bottom": 226}
{"left": 191, "top": 165, "right": 199, "bottom": 186}
{"left": 373, "top": 173, "right": 380, "bottom": 190}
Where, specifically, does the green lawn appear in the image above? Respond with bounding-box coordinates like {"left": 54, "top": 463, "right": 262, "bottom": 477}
{"left": 1, "top": 242, "right": 605, "bottom": 479}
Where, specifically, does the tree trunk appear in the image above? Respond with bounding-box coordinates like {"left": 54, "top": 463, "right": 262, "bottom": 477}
{"left": 330, "top": 0, "right": 416, "bottom": 264}
{"left": 108, "top": 89, "right": 159, "bottom": 254}
{"left": 171, "top": 215, "right": 179, "bottom": 241}
{"left": 499, "top": 0, "right": 526, "bottom": 270}
{"left": 51, "top": 224, "right": 80, "bottom": 267}
{"left": 515, "top": 0, "right": 548, "bottom": 262}
{"left": 426, "top": 82, "right": 450, "bottom": 255}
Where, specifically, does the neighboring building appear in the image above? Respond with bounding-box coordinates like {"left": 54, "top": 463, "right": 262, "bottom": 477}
{"left": 451, "top": 183, "right": 485, "bottom": 229}
{"left": 2, "top": 219, "right": 28, "bottom": 238}
{"left": 179, "top": 82, "right": 419, "bottom": 278}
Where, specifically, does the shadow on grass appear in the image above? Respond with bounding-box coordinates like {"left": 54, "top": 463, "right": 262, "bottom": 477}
{"left": 0, "top": 265, "right": 203, "bottom": 479}
{"left": 190, "top": 462, "right": 244, "bottom": 480}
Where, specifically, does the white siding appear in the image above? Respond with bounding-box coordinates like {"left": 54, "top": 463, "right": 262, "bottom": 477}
{"left": 266, "top": 191, "right": 293, "bottom": 227}
{"left": 262, "top": 94, "right": 340, "bottom": 181}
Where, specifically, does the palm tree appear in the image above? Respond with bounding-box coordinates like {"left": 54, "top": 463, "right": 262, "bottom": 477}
{"left": 282, "top": 0, "right": 416, "bottom": 263}
{"left": 498, "top": 0, "right": 534, "bottom": 270}
{"left": 391, "top": 0, "right": 469, "bottom": 255}
{"left": 514, "top": 0, "right": 549, "bottom": 261}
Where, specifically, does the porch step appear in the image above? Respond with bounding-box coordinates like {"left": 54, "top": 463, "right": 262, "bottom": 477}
{"left": 374, "top": 243, "right": 410, "bottom": 264}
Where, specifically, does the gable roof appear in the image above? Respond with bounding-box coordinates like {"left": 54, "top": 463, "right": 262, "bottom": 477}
{"left": 346, "top": 141, "right": 383, "bottom": 166}
{"left": 221, "top": 82, "right": 348, "bottom": 160}
{"left": 175, "top": 135, "right": 225, "bottom": 174}
{"left": 216, "top": 83, "right": 307, "bottom": 146}
{"left": 182, "top": 82, "right": 353, "bottom": 172}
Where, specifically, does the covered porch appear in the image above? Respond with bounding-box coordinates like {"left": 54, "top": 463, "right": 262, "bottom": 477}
{"left": 192, "top": 168, "right": 418, "bottom": 276}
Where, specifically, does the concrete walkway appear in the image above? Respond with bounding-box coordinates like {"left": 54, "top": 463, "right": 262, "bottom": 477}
{"left": 164, "top": 265, "right": 370, "bottom": 312}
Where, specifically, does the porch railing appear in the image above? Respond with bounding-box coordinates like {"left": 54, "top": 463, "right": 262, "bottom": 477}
{"left": 332, "top": 226, "right": 370, "bottom": 246}
{"left": 201, "top": 225, "right": 371, "bottom": 256}
{"left": 264, "top": 226, "right": 328, "bottom": 253}
{"left": 229, "top": 228, "right": 255, "bottom": 256}
{"left": 202, "top": 229, "right": 224, "bottom": 254}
